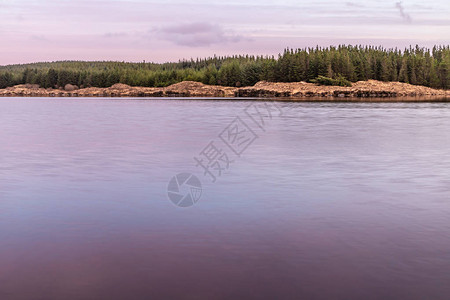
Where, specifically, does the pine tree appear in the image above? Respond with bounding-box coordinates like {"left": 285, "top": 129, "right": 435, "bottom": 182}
{"left": 398, "top": 58, "right": 409, "bottom": 83}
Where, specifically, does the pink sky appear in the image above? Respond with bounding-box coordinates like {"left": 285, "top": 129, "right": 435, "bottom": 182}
{"left": 0, "top": 0, "right": 449, "bottom": 65}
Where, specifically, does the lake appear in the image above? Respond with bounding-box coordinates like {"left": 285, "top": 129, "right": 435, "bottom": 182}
{"left": 1, "top": 98, "right": 450, "bottom": 300}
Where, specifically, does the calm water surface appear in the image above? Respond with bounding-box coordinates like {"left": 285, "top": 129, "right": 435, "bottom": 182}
{"left": 0, "top": 98, "right": 450, "bottom": 300}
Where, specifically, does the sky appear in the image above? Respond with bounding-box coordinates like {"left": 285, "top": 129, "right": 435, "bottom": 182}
{"left": 0, "top": 0, "right": 449, "bottom": 65}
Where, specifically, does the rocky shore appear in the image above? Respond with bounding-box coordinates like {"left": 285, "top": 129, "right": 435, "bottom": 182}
{"left": 0, "top": 80, "right": 448, "bottom": 99}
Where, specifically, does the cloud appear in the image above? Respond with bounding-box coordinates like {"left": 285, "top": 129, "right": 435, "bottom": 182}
{"left": 103, "top": 32, "right": 129, "bottom": 38}
{"left": 395, "top": 1, "right": 412, "bottom": 23}
{"left": 154, "top": 22, "right": 244, "bottom": 47}
{"left": 30, "top": 35, "right": 49, "bottom": 42}
{"left": 345, "top": 2, "right": 364, "bottom": 8}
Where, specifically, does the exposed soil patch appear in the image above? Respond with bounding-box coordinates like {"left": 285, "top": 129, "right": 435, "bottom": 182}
{"left": 1, "top": 80, "right": 448, "bottom": 99}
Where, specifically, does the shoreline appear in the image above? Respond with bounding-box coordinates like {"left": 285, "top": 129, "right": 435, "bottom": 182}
{"left": 0, "top": 80, "right": 448, "bottom": 100}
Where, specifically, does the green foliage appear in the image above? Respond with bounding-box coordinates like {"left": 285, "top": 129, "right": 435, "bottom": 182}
{"left": 0, "top": 45, "right": 448, "bottom": 89}
{"left": 310, "top": 75, "right": 352, "bottom": 87}
{"left": 0, "top": 72, "right": 14, "bottom": 89}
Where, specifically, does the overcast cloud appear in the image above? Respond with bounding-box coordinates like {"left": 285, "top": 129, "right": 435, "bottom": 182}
{"left": 0, "top": 0, "right": 448, "bottom": 64}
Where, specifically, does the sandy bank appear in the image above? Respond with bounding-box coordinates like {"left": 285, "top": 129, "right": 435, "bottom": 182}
{"left": 0, "top": 80, "right": 448, "bottom": 99}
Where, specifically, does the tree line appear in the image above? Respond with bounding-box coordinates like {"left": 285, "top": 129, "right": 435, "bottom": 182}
{"left": 0, "top": 45, "right": 448, "bottom": 89}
